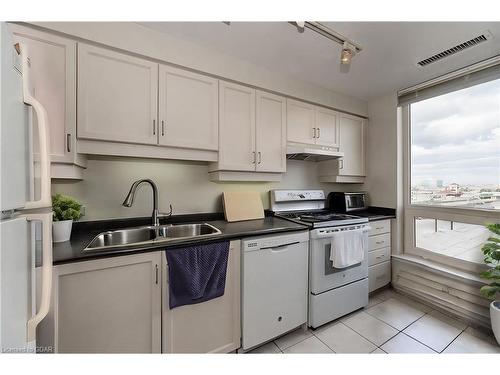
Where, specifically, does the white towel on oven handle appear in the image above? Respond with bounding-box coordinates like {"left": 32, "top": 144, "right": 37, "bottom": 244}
{"left": 329, "top": 226, "right": 370, "bottom": 269}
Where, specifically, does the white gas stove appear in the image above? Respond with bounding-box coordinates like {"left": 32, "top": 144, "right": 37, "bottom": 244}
{"left": 270, "top": 189, "right": 370, "bottom": 328}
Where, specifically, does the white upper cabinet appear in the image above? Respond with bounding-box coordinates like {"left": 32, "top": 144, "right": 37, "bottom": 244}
{"left": 77, "top": 43, "right": 158, "bottom": 145}
{"left": 9, "top": 24, "right": 86, "bottom": 178}
{"left": 256, "top": 90, "right": 286, "bottom": 173}
{"left": 158, "top": 65, "right": 218, "bottom": 151}
{"left": 286, "top": 99, "right": 315, "bottom": 144}
{"left": 210, "top": 82, "right": 286, "bottom": 180}
{"left": 339, "top": 114, "right": 365, "bottom": 176}
{"left": 286, "top": 98, "right": 340, "bottom": 148}
{"left": 315, "top": 106, "right": 339, "bottom": 148}
{"left": 318, "top": 113, "right": 366, "bottom": 183}
{"left": 217, "top": 81, "right": 256, "bottom": 171}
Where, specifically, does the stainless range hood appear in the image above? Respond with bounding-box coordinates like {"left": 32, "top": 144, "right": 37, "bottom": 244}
{"left": 286, "top": 143, "right": 344, "bottom": 162}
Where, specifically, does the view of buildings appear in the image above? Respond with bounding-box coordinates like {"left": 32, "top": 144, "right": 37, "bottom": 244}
{"left": 411, "top": 181, "right": 500, "bottom": 210}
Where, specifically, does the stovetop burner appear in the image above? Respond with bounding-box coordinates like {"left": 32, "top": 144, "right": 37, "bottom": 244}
{"left": 276, "top": 210, "right": 367, "bottom": 227}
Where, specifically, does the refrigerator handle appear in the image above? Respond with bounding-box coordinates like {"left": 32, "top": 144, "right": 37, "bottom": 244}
{"left": 25, "top": 212, "right": 53, "bottom": 342}
{"left": 20, "top": 44, "right": 52, "bottom": 210}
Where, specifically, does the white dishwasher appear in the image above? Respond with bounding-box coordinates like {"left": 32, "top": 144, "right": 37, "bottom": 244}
{"left": 241, "top": 230, "right": 309, "bottom": 351}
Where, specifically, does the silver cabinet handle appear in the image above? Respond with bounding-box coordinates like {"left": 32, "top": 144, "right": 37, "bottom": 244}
{"left": 258, "top": 151, "right": 262, "bottom": 164}
{"left": 66, "top": 133, "right": 71, "bottom": 153}
{"left": 339, "top": 159, "right": 344, "bottom": 169}
{"left": 317, "top": 127, "right": 321, "bottom": 138}
{"left": 252, "top": 151, "right": 256, "bottom": 164}
{"left": 161, "top": 120, "right": 165, "bottom": 136}
{"left": 155, "top": 264, "right": 159, "bottom": 285}
{"left": 153, "top": 119, "right": 156, "bottom": 135}
{"left": 376, "top": 241, "right": 385, "bottom": 245}
{"left": 375, "top": 227, "right": 384, "bottom": 230}
{"left": 312, "top": 127, "right": 317, "bottom": 138}
{"left": 375, "top": 255, "right": 385, "bottom": 259}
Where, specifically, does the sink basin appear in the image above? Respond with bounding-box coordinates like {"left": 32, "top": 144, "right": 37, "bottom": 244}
{"left": 84, "top": 223, "right": 222, "bottom": 252}
{"left": 156, "top": 223, "right": 221, "bottom": 238}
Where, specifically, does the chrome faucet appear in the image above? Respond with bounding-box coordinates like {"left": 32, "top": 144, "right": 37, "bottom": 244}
{"left": 122, "top": 179, "right": 172, "bottom": 226}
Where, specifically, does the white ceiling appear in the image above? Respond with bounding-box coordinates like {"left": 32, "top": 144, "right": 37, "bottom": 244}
{"left": 139, "top": 22, "right": 500, "bottom": 100}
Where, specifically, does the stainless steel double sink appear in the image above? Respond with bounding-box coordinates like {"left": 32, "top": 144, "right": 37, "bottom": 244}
{"left": 83, "top": 223, "right": 222, "bottom": 252}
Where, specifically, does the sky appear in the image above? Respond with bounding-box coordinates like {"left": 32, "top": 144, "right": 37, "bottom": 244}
{"left": 411, "top": 78, "right": 500, "bottom": 187}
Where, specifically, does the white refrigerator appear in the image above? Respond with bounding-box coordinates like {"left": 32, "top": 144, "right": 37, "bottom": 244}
{"left": 0, "top": 22, "right": 53, "bottom": 353}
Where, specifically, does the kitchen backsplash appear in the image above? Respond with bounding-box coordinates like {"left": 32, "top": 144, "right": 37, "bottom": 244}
{"left": 51, "top": 156, "right": 365, "bottom": 221}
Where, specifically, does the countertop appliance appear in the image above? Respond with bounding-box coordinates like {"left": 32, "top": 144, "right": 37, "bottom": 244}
{"left": 270, "top": 189, "right": 370, "bottom": 328}
{"left": 0, "top": 23, "right": 53, "bottom": 352}
{"left": 327, "top": 192, "right": 367, "bottom": 213}
{"left": 241, "top": 230, "right": 309, "bottom": 351}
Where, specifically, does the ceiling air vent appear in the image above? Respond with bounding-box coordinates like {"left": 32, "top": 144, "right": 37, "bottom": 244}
{"left": 417, "top": 33, "right": 492, "bottom": 67}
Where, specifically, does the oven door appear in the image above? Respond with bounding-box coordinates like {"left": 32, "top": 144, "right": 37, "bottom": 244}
{"left": 309, "top": 224, "right": 369, "bottom": 295}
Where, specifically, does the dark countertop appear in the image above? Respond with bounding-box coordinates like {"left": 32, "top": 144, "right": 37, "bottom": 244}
{"left": 350, "top": 206, "right": 396, "bottom": 222}
{"left": 43, "top": 214, "right": 308, "bottom": 266}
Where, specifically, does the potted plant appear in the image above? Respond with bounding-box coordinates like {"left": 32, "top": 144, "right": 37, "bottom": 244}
{"left": 52, "top": 194, "right": 82, "bottom": 242}
{"left": 479, "top": 223, "right": 500, "bottom": 345}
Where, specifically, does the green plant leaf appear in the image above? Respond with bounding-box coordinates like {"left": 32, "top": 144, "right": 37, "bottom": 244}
{"left": 480, "top": 283, "right": 500, "bottom": 299}
{"left": 52, "top": 194, "right": 82, "bottom": 222}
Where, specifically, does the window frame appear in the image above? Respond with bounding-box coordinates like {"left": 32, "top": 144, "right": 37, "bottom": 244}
{"left": 402, "top": 104, "right": 499, "bottom": 273}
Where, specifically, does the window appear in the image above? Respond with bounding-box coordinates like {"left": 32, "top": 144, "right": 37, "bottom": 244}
{"left": 401, "top": 65, "right": 500, "bottom": 271}
{"left": 410, "top": 78, "right": 500, "bottom": 210}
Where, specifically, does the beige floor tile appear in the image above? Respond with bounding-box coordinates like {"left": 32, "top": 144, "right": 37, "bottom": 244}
{"left": 314, "top": 322, "right": 377, "bottom": 353}
{"left": 274, "top": 327, "right": 313, "bottom": 351}
{"left": 464, "top": 326, "right": 499, "bottom": 346}
{"left": 366, "top": 298, "right": 426, "bottom": 330}
{"left": 381, "top": 333, "right": 436, "bottom": 353}
{"left": 403, "top": 311, "right": 463, "bottom": 352}
{"left": 367, "top": 296, "right": 384, "bottom": 308}
{"left": 247, "top": 341, "right": 282, "bottom": 354}
{"left": 342, "top": 311, "right": 398, "bottom": 346}
{"left": 443, "top": 332, "right": 500, "bottom": 353}
{"left": 392, "top": 294, "right": 433, "bottom": 313}
{"left": 371, "top": 288, "right": 398, "bottom": 301}
{"left": 283, "top": 336, "right": 333, "bottom": 354}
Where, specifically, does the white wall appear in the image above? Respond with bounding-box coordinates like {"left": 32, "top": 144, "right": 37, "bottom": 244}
{"left": 365, "top": 93, "right": 398, "bottom": 208}
{"left": 52, "top": 157, "right": 362, "bottom": 221}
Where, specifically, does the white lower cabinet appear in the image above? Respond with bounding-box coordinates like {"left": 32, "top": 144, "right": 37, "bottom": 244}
{"left": 44, "top": 252, "right": 162, "bottom": 353}
{"left": 162, "top": 240, "right": 241, "bottom": 353}
{"left": 367, "top": 219, "right": 392, "bottom": 293}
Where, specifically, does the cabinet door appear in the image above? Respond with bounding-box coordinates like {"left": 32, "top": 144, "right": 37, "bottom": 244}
{"left": 286, "top": 99, "right": 315, "bottom": 144}
{"left": 10, "top": 25, "right": 76, "bottom": 164}
{"left": 315, "top": 106, "right": 339, "bottom": 148}
{"left": 162, "top": 240, "right": 241, "bottom": 353}
{"left": 218, "top": 81, "right": 256, "bottom": 171}
{"left": 339, "top": 114, "right": 365, "bottom": 176}
{"left": 77, "top": 44, "right": 158, "bottom": 145}
{"left": 158, "top": 65, "right": 218, "bottom": 150}
{"left": 54, "top": 252, "right": 161, "bottom": 353}
{"left": 256, "top": 91, "right": 286, "bottom": 173}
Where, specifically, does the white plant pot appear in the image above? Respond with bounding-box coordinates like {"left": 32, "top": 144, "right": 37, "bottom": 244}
{"left": 492, "top": 300, "right": 500, "bottom": 345}
{"left": 52, "top": 219, "right": 73, "bottom": 243}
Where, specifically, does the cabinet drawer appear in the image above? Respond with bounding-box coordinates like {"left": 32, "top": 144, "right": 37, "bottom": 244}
{"left": 369, "top": 220, "right": 391, "bottom": 236}
{"left": 368, "top": 261, "right": 391, "bottom": 293}
{"left": 369, "top": 233, "right": 391, "bottom": 251}
{"left": 368, "top": 247, "right": 390, "bottom": 266}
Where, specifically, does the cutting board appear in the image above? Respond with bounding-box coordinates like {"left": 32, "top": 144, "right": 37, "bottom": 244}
{"left": 222, "top": 191, "right": 265, "bottom": 222}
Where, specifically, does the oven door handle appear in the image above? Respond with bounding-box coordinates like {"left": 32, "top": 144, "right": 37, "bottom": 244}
{"left": 260, "top": 241, "right": 300, "bottom": 251}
